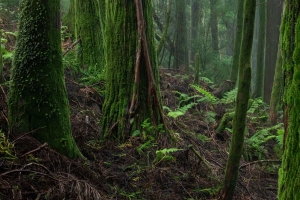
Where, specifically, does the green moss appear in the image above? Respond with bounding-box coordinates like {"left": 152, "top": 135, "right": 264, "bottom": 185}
{"left": 101, "top": 0, "right": 162, "bottom": 141}
{"left": 74, "top": 0, "right": 104, "bottom": 69}
{"left": 9, "top": 0, "right": 82, "bottom": 159}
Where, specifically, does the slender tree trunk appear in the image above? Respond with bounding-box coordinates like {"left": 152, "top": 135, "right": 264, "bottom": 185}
{"left": 191, "top": 0, "right": 200, "bottom": 60}
{"left": 9, "top": 0, "right": 83, "bottom": 158}
{"left": 263, "top": 0, "right": 283, "bottom": 104}
{"left": 229, "top": 0, "right": 244, "bottom": 83}
{"left": 220, "top": 0, "right": 256, "bottom": 199}
{"left": 210, "top": 0, "right": 220, "bottom": 59}
{"left": 269, "top": 41, "right": 283, "bottom": 124}
{"left": 75, "top": 0, "right": 104, "bottom": 69}
{"left": 63, "top": 0, "right": 75, "bottom": 36}
{"left": 253, "top": 0, "right": 266, "bottom": 97}
{"left": 101, "top": 0, "right": 165, "bottom": 141}
{"left": 0, "top": 32, "right": 4, "bottom": 84}
{"left": 278, "top": 1, "right": 300, "bottom": 199}
{"left": 173, "top": 0, "right": 188, "bottom": 71}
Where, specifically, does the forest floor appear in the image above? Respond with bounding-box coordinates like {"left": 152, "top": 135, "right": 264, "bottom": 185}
{"left": 0, "top": 63, "right": 281, "bottom": 199}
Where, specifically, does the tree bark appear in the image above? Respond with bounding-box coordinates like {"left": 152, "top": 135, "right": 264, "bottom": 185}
{"left": 263, "top": 0, "right": 283, "bottom": 104}
{"left": 0, "top": 32, "right": 4, "bottom": 84}
{"left": 9, "top": 0, "right": 83, "bottom": 158}
{"left": 101, "top": 0, "right": 165, "bottom": 141}
{"left": 220, "top": 0, "right": 256, "bottom": 199}
{"left": 75, "top": 0, "right": 104, "bottom": 69}
{"left": 253, "top": 0, "right": 266, "bottom": 97}
{"left": 278, "top": 1, "right": 300, "bottom": 199}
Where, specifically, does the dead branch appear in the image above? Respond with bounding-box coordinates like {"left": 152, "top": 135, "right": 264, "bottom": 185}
{"left": 21, "top": 143, "right": 48, "bottom": 158}
{"left": 239, "top": 159, "right": 281, "bottom": 169}
{"left": 62, "top": 38, "right": 81, "bottom": 57}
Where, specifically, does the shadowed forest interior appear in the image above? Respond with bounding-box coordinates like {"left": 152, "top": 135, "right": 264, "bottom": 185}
{"left": 0, "top": 0, "right": 298, "bottom": 199}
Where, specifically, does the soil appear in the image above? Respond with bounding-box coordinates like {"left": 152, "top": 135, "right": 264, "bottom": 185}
{"left": 0, "top": 65, "right": 280, "bottom": 199}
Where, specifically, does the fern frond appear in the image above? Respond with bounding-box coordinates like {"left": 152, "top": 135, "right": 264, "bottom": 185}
{"left": 190, "top": 84, "right": 217, "bottom": 103}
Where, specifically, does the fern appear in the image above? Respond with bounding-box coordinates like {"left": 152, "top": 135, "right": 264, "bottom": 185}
{"left": 190, "top": 84, "right": 217, "bottom": 103}
{"left": 244, "top": 123, "right": 283, "bottom": 161}
{"left": 219, "top": 88, "right": 237, "bottom": 104}
{"left": 153, "top": 148, "right": 183, "bottom": 164}
{"left": 164, "top": 102, "right": 195, "bottom": 119}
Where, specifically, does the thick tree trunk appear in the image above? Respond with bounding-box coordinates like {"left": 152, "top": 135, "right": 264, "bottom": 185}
{"left": 101, "top": 0, "right": 164, "bottom": 141}
{"left": 75, "top": 0, "right": 104, "bottom": 69}
{"left": 173, "top": 0, "right": 188, "bottom": 71}
{"left": 278, "top": 1, "right": 300, "bottom": 199}
{"left": 263, "top": 0, "right": 283, "bottom": 104}
{"left": 9, "top": 0, "right": 82, "bottom": 158}
{"left": 220, "top": 0, "right": 256, "bottom": 199}
{"left": 253, "top": 0, "right": 266, "bottom": 97}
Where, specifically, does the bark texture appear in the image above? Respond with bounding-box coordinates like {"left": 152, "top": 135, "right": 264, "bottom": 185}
{"left": 75, "top": 0, "right": 104, "bottom": 69}
{"left": 278, "top": 1, "right": 300, "bottom": 199}
{"left": 9, "top": 0, "right": 82, "bottom": 158}
{"left": 101, "top": 0, "right": 164, "bottom": 141}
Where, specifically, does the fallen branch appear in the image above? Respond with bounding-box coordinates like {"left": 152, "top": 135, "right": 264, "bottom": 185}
{"left": 188, "top": 144, "right": 211, "bottom": 172}
{"left": 239, "top": 159, "right": 281, "bottom": 169}
{"left": 63, "top": 38, "right": 81, "bottom": 57}
{"left": 21, "top": 143, "right": 48, "bottom": 158}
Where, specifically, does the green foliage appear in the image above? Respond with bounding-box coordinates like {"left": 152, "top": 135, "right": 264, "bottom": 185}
{"left": 204, "top": 111, "right": 216, "bottom": 124}
{"left": 164, "top": 102, "right": 195, "bottom": 119}
{"left": 0, "top": 130, "right": 16, "bottom": 160}
{"left": 153, "top": 148, "right": 183, "bottom": 164}
{"left": 244, "top": 123, "right": 283, "bottom": 161}
{"left": 219, "top": 88, "right": 237, "bottom": 105}
{"left": 197, "top": 134, "right": 211, "bottom": 143}
{"left": 190, "top": 84, "right": 218, "bottom": 103}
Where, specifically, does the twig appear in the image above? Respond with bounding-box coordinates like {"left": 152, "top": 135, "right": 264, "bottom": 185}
{"left": 239, "top": 159, "right": 281, "bottom": 169}
{"left": 21, "top": 143, "right": 48, "bottom": 158}
{"left": 11, "top": 126, "right": 46, "bottom": 143}
{"left": 62, "top": 38, "right": 81, "bottom": 57}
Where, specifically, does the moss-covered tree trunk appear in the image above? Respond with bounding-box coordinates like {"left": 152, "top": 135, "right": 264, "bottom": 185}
{"left": 74, "top": 0, "right": 104, "bottom": 69}
{"left": 9, "top": 0, "right": 83, "bottom": 159}
{"left": 173, "top": 0, "right": 188, "bottom": 71}
{"left": 269, "top": 41, "right": 283, "bottom": 124}
{"left": 278, "top": 1, "right": 300, "bottom": 199}
{"left": 101, "top": 0, "right": 165, "bottom": 141}
{"left": 0, "top": 32, "right": 4, "bottom": 84}
{"left": 220, "top": 0, "right": 256, "bottom": 199}
{"left": 253, "top": 0, "right": 266, "bottom": 97}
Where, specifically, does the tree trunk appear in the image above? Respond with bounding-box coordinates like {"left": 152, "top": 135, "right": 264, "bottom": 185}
{"left": 9, "top": 0, "right": 83, "bottom": 158}
{"left": 173, "top": 0, "right": 188, "bottom": 71}
{"left": 0, "top": 32, "right": 4, "bottom": 84}
{"left": 269, "top": 41, "right": 283, "bottom": 124}
{"left": 75, "top": 0, "right": 104, "bottom": 70}
{"left": 63, "top": 0, "right": 75, "bottom": 36}
{"left": 263, "top": 0, "right": 283, "bottom": 104}
{"left": 210, "top": 0, "right": 220, "bottom": 59}
{"left": 229, "top": 0, "right": 244, "bottom": 83}
{"left": 220, "top": 0, "right": 256, "bottom": 199}
{"left": 278, "top": 1, "right": 300, "bottom": 199}
{"left": 253, "top": 0, "right": 266, "bottom": 97}
{"left": 191, "top": 0, "right": 200, "bottom": 60}
{"left": 101, "top": 0, "right": 165, "bottom": 141}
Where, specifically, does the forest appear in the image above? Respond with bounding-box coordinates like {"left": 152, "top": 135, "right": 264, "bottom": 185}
{"left": 0, "top": 0, "right": 298, "bottom": 199}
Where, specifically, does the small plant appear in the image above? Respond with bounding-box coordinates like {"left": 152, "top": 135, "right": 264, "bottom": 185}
{"left": 153, "top": 148, "right": 183, "bottom": 164}
{"left": 0, "top": 130, "right": 16, "bottom": 160}
{"left": 164, "top": 102, "right": 195, "bottom": 119}
{"left": 190, "top": 84, "right": 217, "bottom": 103}
{"left": 244, "top": 123, "right": 283, "bottom": 161}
